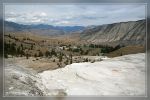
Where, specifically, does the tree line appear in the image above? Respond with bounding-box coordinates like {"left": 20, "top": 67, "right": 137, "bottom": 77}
{"left": 4, "top": 42, "right": 58, "bottom": 59}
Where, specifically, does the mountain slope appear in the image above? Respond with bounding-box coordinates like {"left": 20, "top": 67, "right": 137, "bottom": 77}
{"left": 4, "top": 21, "right": 85, "bottom": 36}
{"left": 80, "top": 20, "right": 146, "bottom": 46}
{"left": 4, "top": 20, "right": 146, "bottom": 46}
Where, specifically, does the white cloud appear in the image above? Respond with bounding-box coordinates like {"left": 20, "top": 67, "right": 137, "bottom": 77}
{"left": 31, "top": 19, "right": 42, "bottom": 23}
{"left": 40, "top": 12, "right": 47, "bottom": 17}
{"left": 55, "top": 20, "right": 70, "bottom": 25}
{"left": 6, "top": 18, "right": 16, "bottom": 22}
{"left": 5, "top": 4, "right": 146, "bottom": 26}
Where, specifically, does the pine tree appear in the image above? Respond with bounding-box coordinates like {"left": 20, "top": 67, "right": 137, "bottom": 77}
{"left": 80, "top": 48, "right": 84, "bottom": 55}
{"left": 45, "top": 51, "right": 51, "bottom": 57}
{"left": 30, "top": 44, "right": 33, "bottom": 50}
{"left": 64, "top": 59, "right": 68, "bottom": 65}
{"left": 59, "top": 53, "right": 63, "bottom": 62}
{"left": 34, "top": 53, "right": 37, "bottom": 58}
{"left": 38, "top": 51, "right": 43, "bottom": 57}
{"left": 26, "top": 53, "right": 29, "bottom": 59}
{"left": 8, "top": 34, "right": 11, "bottom": 38}
{"left": 10, "top": 43, "right": 16, "bottom": 56}
{"left": 70, "top": 54, "right": 72, "bottom": 64}
{"left": 51, "top": 49, "right": 57, "bottom": 56}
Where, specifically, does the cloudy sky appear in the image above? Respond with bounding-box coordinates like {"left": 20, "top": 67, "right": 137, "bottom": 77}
{"left": 4, "top": 4, "right": 146, "bottom": 26}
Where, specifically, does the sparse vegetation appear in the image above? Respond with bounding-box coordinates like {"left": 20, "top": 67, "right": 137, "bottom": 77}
{"left": 4, "top": 32, "right": 145, "bottom": 72}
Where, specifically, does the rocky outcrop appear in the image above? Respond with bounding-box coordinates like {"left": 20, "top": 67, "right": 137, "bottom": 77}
{"left": 4, "top": 53, "right": 146, "bottom": 96}
{"left": 39, "top": 53, "right": 146, "bottom": 96}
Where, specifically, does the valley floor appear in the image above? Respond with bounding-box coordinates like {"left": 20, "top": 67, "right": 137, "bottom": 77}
{"left": 4, "top": 53, "right": 146, "bottom": 96}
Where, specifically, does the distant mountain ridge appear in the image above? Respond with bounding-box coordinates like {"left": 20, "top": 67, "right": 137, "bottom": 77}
{"left": 80, "top": 19, "right": 146, "bottom": 46}
{"left": 4, "top": 21, "right": 85, "bottom": 35}
{"left": 4, "top": 19, "right": 146, "bottom": 46}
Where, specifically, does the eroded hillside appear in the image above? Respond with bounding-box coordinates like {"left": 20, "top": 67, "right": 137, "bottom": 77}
{"left": 80, "top": 20, "right": 146, "bottom": 46}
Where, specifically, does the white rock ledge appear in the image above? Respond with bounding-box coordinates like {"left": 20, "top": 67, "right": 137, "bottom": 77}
{"left": 39, "top": 53, "right": 146, "bottom": 96}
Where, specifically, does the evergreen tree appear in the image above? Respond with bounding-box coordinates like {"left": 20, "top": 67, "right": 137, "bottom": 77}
{"left": 51, "top": 49, "right": 57, "bottom": 56}
{"left": 8, "top": 34, "right": 11, "bottom": 38}
{"left": 64, "top": 58, "right": 68, "bottom": 65}
{"left": 20, "top": 43, "right": 24, "bottom": 50}
{"left": 26, "top": 53, "right": 29, "bottom": 59}
{"left": 70, "top": 54, "right": 72, "bottom": 64}
{"left": 45, "top": 51, "right": 51, "bottom": 57}
{"left": 38, "top": 51, "right": 43, "bottom": 57}
{"left": 30, "top": 44, "right": 33, "bottom": 50}
{"left": 80, "top": 48, "right": 84, "bottom": 55}
{"left": 84, "top": 58, "right": 88, "bottom": 62}
{"left": 84, "top": 50, "right": 89, "bottom": 55}
{"left": 59, "top": 53, "right": 63, "bottom": 62}
{"left": 34, "top": 53, "right": 37, "bottom": 58}
{"left": 10, "top": 43, "right": 16, "bottom": 56}
{"left": 20, "top": 49, "right": 24, "bottom": 57}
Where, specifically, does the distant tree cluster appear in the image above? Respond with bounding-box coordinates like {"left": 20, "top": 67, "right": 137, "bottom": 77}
{"left": 37, "top": 49, "right": 57, "bottom": 58}
{"left": 89, "top": 44, "right": 104, "bottom": 48}
{"left": 72, "top": 48, "right": 81, "bottom": 52}
{"left": 4, "top": 42, "right": 25, "bottom": 58}
{"left": 4, "top": 37, "right": 36, "bottom": 59}
{"left": 101, "top": 45, "right": 123, "bottom": 53}
{"left": 5, "top": 34, "right": 19, "bottom": 41}
{"left": 89, "top": 44, "right": 117, "bottom": 49}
